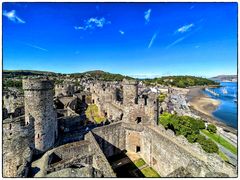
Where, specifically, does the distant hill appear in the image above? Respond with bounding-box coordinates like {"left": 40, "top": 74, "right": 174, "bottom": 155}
{"left": 143, "top": 76, "right": 219, "bottom": 88}
{"left": 69, "top": 70, "right": 134, "bottom": 81}
{"left": 210, "top": 75, "right": 237, "bottom": 82}
{"left": 3, "top": 69, "right": 134, "bottom": 81}
{"left": 3, "top": 70, "right": 60, "bottom": 78}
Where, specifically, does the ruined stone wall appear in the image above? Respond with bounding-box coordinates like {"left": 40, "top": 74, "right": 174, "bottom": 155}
{"left": 58, "top": 115, "right": 85, "bottom": 132}
{"left": 89, "top": 80, "right": 158, "bottom": 125}
{"left": 23, "top": 79, "right": 58, "bottom": 153}
{"left": 122, "top": 79, "right": 138, "bottom": 105}
{"left": 91, "top": 122, "right": 126, "bottom": 157}
{"left": 85, "top": 132, "right": 116, "bottom": 177}
{"left": 139, "top": 125, "right": 236, "bottom": 177}
{"left": 32, "top": 141, "right": 92, "bottom": 177}
{"left": 3, "top": 117, "right": 34, "bottom": 177}
{"left": 55, "top": 84, "right": 74, "bottom": 97}
{"left": 3, "top": 93, "right": 24, "bottom": 113}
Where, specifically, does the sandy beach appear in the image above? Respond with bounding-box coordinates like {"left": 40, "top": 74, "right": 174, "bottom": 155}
{"left": 187, "top": 87, "right": 220, "bottom": 117}
{"left": 187, "top": 87, "right": 237, "bottom": 135}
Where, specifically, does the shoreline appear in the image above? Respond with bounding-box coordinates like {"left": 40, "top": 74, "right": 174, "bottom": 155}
{"left": 186, "top": 87, "right": 237, "bottom": 135}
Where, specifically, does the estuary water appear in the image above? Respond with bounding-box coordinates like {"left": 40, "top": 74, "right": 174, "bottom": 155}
{"left": 203, "top": 82, "right": 237, "bottom": 129}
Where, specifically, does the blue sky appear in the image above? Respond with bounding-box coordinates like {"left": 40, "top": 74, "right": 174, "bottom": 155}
{"left": 3, "top": 2, "right": 238, "bottom": 78}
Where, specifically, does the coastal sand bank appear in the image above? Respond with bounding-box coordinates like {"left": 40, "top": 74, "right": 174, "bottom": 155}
{"left": 187, "top": 87, "right": 237, "bottom": 135}
{"left": 187, "top": 87, "right": 220, "bottom": 117}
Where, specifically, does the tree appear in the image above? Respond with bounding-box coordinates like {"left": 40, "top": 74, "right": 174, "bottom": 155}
{"left": 207, "top": 124, "right": 217, "bottom": 134}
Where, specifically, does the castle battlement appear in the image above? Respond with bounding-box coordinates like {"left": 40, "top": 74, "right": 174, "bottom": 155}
{"left": 23, "top": 79, "right": 54, "bottom": 91}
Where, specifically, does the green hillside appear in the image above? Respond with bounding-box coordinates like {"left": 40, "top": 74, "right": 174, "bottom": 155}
{"left": 143, "top": 76, "right": 219, "bottom": 88}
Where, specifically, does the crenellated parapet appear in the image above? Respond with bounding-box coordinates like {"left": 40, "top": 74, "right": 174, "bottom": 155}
{"left": 23, "top": 79, "right": 54, "bottom": 91}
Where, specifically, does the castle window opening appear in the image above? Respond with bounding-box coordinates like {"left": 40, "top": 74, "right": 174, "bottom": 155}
{"left": 135, "top": 98, "right": 138, "bottom": 104}
{"left": 136, "top": 146, "right": 141, "bottom": 153}
{"left": 37, "top": 134, "right": 40, "bottom": 139}
{"left": 142, "top": 95, "right": 148, "bottom": 106}
{"left": 92, "top": 99, "right": 95, "bottom": 104}
{"left": 136, "top": 117, "right": 142, "bottom": 124}
{"left": 120, "top": 113, "right": 123, "bottom": 120}
{"left": 9, "top": 124, "right": 12, "bottom": 130}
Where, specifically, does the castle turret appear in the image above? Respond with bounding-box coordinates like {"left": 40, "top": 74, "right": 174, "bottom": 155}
{"left": 122, "top": 79, "right": 138, "bottom": 105}
{"left": 23, "top": 79, "right": 57, "bottom": 153}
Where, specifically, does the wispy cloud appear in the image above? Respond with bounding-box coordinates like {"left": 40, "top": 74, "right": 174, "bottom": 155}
{"left": 74, "top": 17, "right": 111, "bottom": 31}
{"left": 148, "top": 32, "right": 158, "bottom": 49}
{"left": 119, "top": 30, "right": 125, "bottom": 35}
{"left": 190, "top": 5, "right": 195, "bottom": 10}
{"left": 176, "top": 23, "right": 194, "bottom": 33}
{"left": 144, "top": 9, "right": 152, "bottom": 24}
{"left": 3, "top": 10, "right": 25, "bottom": 24}
{"left": 195, "top": 45, "right": 200, "bottom": 49}
{"left": 166, "top": 36, "right": 186, "bottom": 49}
{"left": 24, "top": 43, "right": 48, "bottom": 52}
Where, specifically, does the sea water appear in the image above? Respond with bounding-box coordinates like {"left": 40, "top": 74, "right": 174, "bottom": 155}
{"left": 203, "top": 82, "right": 237, "bottom": 129}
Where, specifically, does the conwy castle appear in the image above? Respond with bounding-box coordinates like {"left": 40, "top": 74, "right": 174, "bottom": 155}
{"left": 3, "top": 78, "right": 237, "bottom": 177}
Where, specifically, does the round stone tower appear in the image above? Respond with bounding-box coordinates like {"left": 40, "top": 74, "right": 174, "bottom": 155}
{"left": 23, "top": 79, "right": 58, "bottom": 153}
{"left": 122, "top": 78, "right": 138, "bottom": 105}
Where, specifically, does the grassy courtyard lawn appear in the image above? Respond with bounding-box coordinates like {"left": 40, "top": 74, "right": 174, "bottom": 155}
{"left": 201, "top": 130, "right": 237, "bottom": 155}
{"left": 133, "top": 158, "right": 146, "bottom": 168}
{"left": 85, "top": 104, "right": 105, "bottom": 124}
{"left": 141, "top": 167, "right": 160, "bottom": 177}
{"left": 218, "top": 151, "right": 229, "bottom": 162}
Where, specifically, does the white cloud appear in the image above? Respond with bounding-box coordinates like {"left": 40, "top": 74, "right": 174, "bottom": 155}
{"left": 176, "top": 23, "right": 194, "bottom": 33}
{"left": 119, "top": 30, "right": 125, "bottom": 35}
{"left": 3, "top": 10, "right": 25, "bottom": 24}
{"left": 166, "top": 36, "right": 186, "bottom": 49}
{"left": 144, "top": 9, "right": 152, "bottom": 24}
{"left": 24, "top": 43, "right": 48, "bottom": 52}
{"left": 74, "top": 17, "right": 111, "bottom": 31}
{"left": 148, "top": 32, "right": 158, "bottom": 49}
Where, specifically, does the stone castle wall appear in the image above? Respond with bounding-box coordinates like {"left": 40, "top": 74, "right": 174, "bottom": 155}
{"left": 91, "top": 122, "right": 126, "bottom": 158}
{"left": 85, "top": 132, "right": 116, "bottom": 177}
{"left": 140, "top": 125, "right": 236, "bottom": 177}
{"left": 3, "top": 92, "right": 24, "bottom": 115}
{"left": 55, "top": 84, "right": 75, "bottom": 97}
{"left": 89, "top": 121, "right": 236, "bottom": 177}
{"left": 3, "top": 116, "right": 34, "bottom": 177}
{"left": 88, "top": 79, "right": 158, "bottom": 125}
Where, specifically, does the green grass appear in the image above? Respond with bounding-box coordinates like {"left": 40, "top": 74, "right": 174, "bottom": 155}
{"left": 218, "top": 151, "right": 229, "bottom": 162}
{"left": 141, "top": 167, "right": 160, "bottom": 177}
{"left": 85, "top": 104, "right": 105, "bottom": 123}
{"left": 201, "top": 130, "right": 237, "bottom": 155}
{"left": 133, "top": 158, "right": 146, "bottom": 168}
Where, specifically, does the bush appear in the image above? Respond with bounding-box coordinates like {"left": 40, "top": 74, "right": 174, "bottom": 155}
{"left": 196, "top": 134, "right": 206, "bottom": 144}
{"left": 158, "top": 93, "right": 167, "bottom": 103}
{"left": 207, "top": 124, "right": 217, "bottom": 134}
{"left": 187, "top": 134, "right": 198, "bottom": 143}
{"left": 199, "top": 139, "right": 219, "bottom": 153}
{"left": 159, "top": 113, "right": 219, "bottom": 154}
